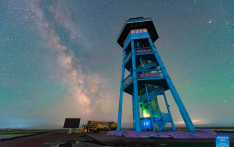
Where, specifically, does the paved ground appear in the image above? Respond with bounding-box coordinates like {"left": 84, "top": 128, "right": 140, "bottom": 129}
{"left": 0, "top": 130, "right": 66, "bottom": 147}
{"left": 0, "top": 132, "right": 107, "bottom": 147}
{"left": 0, "top": 131, "right": 233, "bottom": 147}
{"left": 41, "top": 134, "right": 107, "bottom": 147}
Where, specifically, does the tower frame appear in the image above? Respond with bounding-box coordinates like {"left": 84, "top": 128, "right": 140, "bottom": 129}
{"left": 117, "top": 17, "right": 195, "bottom": 132}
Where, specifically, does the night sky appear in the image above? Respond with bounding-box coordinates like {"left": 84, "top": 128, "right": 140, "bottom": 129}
{"left": 0, "top": 0, "right": 233, "bottom": 129}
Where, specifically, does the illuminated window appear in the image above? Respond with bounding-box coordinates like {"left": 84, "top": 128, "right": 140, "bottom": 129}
{"left": 157, "top": 73, "right": 160, "bottom": 76}
{"left": 140, "top": 74, "right": 144, "bottom": 78}
{"left": 146, "top": 74, "right": 149, "bottom": 77}
{"left": 148, "top": 49, "right": 151, "bottom": 52}
{"left": 151, "top": 73, "right": 155, "bottom": 76}
{"left": 141, "top": 50, "right": 144, "bottom": 52}
{"left": 137, "top": 50, "right": 140, "bottom": 53}
{"left": 144, "top": 49, "right": 147, "bottom": 52}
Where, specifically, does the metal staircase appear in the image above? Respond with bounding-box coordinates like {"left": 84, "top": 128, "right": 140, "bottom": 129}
{"left": 139, "top": 86, "right": 171, "bottom": 131}
{"left": 137, "top": 61, "right": 157, "bottom": 72}
{"left": 155, "top": 112, "right": 171, "bottom": 131}
{"left": 138, "top": 86, "right": 163, "bottom": 103}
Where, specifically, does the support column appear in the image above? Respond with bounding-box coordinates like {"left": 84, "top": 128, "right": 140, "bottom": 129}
{"left": 132, "top": 92, "right": 136, "bottom": 130}
{"left": 162, "top": 87, "right": 176, "bottom": 132}
{"left": 131, "top": 39, "right": 141, "bottom": 133}
{"left": 145, "top": 84, "right": 155, "bottom": 132}
{"left": 117, "top": 51, "right": 126, "bottom": 131}
{"left": 148, "top": 38, "right": 195, "bottom": 132}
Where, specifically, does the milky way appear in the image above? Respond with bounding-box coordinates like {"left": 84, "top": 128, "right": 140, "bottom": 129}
{"left": 0, "top": 0, "right": 233, "bottom": 129}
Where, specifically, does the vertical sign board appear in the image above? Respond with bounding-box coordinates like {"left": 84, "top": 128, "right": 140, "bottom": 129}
{"left": 216, "top": 134, "right": 229, "bottom": 147}
{"left": 63, "top": 118, "right": 80, "bottom": 128}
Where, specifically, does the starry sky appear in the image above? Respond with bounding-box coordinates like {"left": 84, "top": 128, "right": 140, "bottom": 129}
{"left": 0, "top": 0, "right": 233, "bottom": 129}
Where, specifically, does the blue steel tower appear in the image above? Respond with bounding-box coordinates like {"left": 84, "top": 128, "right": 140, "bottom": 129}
{"left": 117, "top": 17, "right": 195, "bottom": 133}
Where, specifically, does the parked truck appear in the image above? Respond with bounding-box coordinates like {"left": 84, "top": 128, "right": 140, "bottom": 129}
{"left": 80, "top": 120, "right": 117, "bottom": 133}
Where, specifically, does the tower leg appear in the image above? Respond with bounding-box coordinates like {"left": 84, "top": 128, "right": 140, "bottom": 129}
{"left": 145, "top": 84, "right": 155, "bottom": 132}
{"left": 131, "top": 40, "right": 141, "bottom": 133}
{"left": 117, "top": 51, "right": 126, "bottom": 131}
{"left": 162, "top": 87, "right": 176, "bottom": 132}
{"left": 148, "top": 38, "right": 195, "bottom": 132}
{"left": 132, "top": 91, "right": 136, "bottom": 130}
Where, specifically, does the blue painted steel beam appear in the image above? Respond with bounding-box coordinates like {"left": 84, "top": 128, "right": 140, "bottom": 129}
{"left": 162, "top": 87, "right": 176, "bottom": 132}
{"left": 131, "top": 39, "right": 141, "bottom": 132}
{"left": 144, "top": 84, "right": 155, "bottom": 132}
{"left": 148, "top": 38, "right": 196, "bottom": 132}
{"left": 117, "top": 51, "right": 126, "bottom": 131}
{"left": 139, "top": 57, "right": 145, "bottom": 75}
{"left": 132, "top": 91, "right": 136, "bottom": 130}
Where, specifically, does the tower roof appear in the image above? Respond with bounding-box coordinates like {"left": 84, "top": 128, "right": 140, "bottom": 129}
{"left": 117, "top": 17, "right": 159, "bottom": 47}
